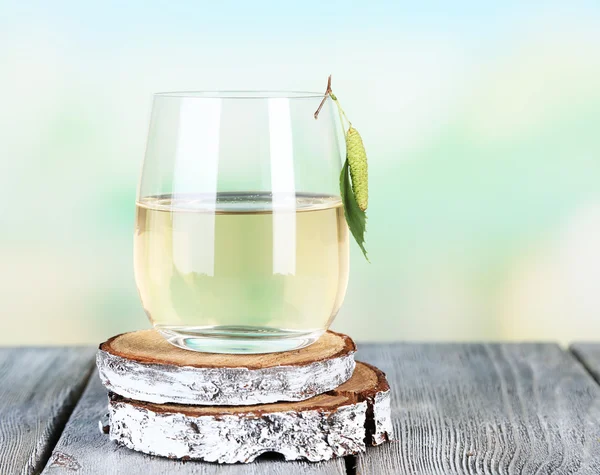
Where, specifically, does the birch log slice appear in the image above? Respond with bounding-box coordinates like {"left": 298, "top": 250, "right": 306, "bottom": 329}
{"left": 107, "top": 362, "right": 392, "bottom": 464}
{"left": 97, "top": 329, "right": 356, "bottom": 405}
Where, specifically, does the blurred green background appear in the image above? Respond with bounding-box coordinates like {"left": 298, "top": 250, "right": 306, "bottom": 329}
{"left": 1, "top": 1, "right": 600, "bottom": 344}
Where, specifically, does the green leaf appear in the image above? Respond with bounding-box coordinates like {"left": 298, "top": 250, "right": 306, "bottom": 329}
{"left": 340, "top": 158, "right": 369, "bottom": 261}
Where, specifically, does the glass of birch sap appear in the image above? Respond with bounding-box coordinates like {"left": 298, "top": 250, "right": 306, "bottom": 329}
{"left": 135, "top": 92, "right": 349, "bottom": 353}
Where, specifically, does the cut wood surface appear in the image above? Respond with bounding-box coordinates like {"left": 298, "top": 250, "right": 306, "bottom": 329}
{"left": 97, "top": 329, "right": 356, "bottom": 405}
{"left": 43, "top": 371, "right": 346, "bottom": 475}
{"left": 355, "top": 343, "right": 600, "bottom": 475}
{"left": 0, "top": 347, "right": 96, "bottom": 475}
{"left": 107, "top": 362, "right": 392, "bottom": 463}
{"left": 571, "top": 343, "right": 600, "bottom": 385}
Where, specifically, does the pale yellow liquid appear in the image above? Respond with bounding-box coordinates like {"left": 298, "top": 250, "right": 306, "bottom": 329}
{"left": 134, "top": 193, "right": 349, "bottom": 340}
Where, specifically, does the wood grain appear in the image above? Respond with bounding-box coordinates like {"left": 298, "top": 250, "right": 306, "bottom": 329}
{"left": 571, "top": 343, "right": 600, "bottom": 385}
{"left": 0, "top": 347, "right": 96, "bottom": 475}
{"left": 43, "top": 370, "right": 346, "bottom": 474}
{"left": 101, "top": 329, "right": 354, "bottom": 369}
{"left": 356, "top": 343, "right": 600, "bottom": 475}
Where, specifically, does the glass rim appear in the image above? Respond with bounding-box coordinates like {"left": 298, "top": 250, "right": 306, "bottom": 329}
{"left": 153, "top": 90, "right": 326, "bottom": 100}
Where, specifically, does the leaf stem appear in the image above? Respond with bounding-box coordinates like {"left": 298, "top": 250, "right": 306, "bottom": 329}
{"left": 332, "top": 97, "right": 351, "bottom": 130}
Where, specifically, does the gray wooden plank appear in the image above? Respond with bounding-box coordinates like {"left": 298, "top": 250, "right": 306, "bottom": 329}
{"left": 0, "top": 347, "right": 97, "bottom": 475}
{"left": 571, "top": 343, "right": 600, "bottom": 385}
{"left": 356, "top": 343, "right": 600, "bottom": 475}
{"left": 43, "top": 369, "right": 346, "bottom": 475}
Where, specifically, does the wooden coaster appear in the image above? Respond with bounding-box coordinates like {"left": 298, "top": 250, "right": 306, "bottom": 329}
{"left": 97, "top": 329, "right": 356, "bottom": 405}
{"left": 106, "top": 361, "right": 392, "bottom": 463}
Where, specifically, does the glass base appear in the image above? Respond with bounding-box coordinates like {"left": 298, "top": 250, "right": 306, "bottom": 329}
{"left": 156, "top": 325, "right": 325, "bottom": 354}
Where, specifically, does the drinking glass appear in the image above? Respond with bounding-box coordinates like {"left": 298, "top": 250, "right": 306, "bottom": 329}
{"left": 135, "top": 91, "right": 349, "bottom": 353}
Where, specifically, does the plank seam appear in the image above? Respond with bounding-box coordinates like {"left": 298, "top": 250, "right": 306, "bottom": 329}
{"left": 569, "top": 345, "right": 600, "bottom": 386}
{"left": 36, "top": 361, "right": 96, "bottom": 474}
{"left": 344, "top": 455, "right": 357, "bottom": 475}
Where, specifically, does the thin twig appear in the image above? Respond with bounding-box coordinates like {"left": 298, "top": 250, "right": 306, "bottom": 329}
{"left": 313, "top": 75, "right": 332, "bottom": 119}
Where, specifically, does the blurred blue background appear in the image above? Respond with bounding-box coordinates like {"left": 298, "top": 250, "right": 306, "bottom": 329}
{"left": 1, "top": 1, "right": 600, "bottom": 344}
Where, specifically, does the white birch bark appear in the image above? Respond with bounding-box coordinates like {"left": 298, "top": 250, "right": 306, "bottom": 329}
{"left": 97, "top": 350, "right": 356, "bottom": 406}
{"left": 107, "top": 390, "right": 392, "bottom": 464}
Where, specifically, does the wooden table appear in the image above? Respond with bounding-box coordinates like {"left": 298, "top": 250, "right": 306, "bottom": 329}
{"left": 3, "top": 343, "right": 600, "bottom": 475}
